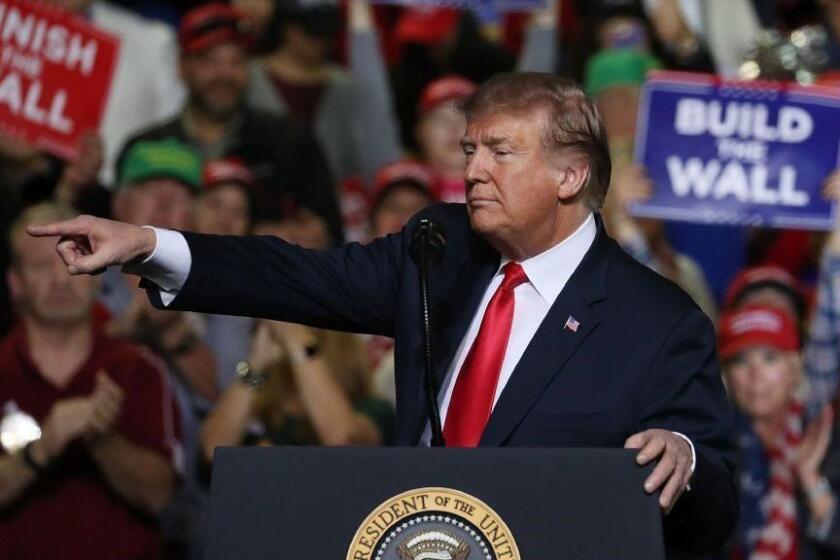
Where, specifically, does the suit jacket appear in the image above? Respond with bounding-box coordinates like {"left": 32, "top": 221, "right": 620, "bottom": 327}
{"left": 148, "top": 203, "right": 737, "bottom": 553}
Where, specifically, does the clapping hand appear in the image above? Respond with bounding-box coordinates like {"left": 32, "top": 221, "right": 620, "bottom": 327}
{"left": 36, "top": 371, "right": 124, "bottom": 462}
{"left": 249, "top": 321, "right": 285, "bottom": 372}
{"left": 796, "top": 405, "right": 833, "bottom": 490}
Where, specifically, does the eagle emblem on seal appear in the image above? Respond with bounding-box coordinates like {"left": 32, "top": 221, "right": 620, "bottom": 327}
{"left": 396, "top": 529, "right": 471, "bottom": 560}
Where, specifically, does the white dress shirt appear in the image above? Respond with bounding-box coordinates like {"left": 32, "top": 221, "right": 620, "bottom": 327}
{"left": 429, "top": 213, "right": 597, "bottom": 438}
{"left": 131, "top": 218, "right": 694, "bottom": 473}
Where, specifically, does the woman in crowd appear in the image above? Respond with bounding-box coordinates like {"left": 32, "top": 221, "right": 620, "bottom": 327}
{"left": 200, "top": 319, "right": 394, "bottom": 457}
{"left": 719, "top": 304, "right": 840, "bottom": 558}
{"left": 411, "top": 75, "right": 477, "bottom": 204}
{"left": 722, "top": 177, "right": 840, "bottom": 419}
{"left": 200, "top": 191, "right": 395, "bottom": 456}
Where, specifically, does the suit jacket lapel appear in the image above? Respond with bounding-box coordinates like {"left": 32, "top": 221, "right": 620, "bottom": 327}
{"left": 479, "top": 221, "right": 612, "bottom": 446}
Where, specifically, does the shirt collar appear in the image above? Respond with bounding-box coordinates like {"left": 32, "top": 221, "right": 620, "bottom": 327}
{"left": 500, "top": 212, "right": 597, "bottom": 303}
{"left": 12, "top": 321, "right": 103, "bottom": 389}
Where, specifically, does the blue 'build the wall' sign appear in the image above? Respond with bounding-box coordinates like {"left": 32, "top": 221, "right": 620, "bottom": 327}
{"left": 633, "top": 71, "right": 840, "bottom": 230}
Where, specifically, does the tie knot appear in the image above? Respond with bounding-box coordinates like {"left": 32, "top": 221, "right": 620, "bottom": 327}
{"left": 501, "top": 262, "right": 528, "bottom": 291}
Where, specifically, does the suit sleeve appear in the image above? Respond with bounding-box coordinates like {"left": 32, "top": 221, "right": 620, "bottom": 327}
{"left": 636, "top": 307, "right": 738, "bottom": 553}
{"left": 145, "top": 230, "right": 406, "bottom": 337}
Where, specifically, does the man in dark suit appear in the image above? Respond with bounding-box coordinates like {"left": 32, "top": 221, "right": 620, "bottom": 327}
{"left": 29, "top": 72, "right": 736, "bottom": 553}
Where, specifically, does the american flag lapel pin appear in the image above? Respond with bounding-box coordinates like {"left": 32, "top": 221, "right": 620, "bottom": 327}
{"left": 564, "top": 315, "right": 580, "bottom": 333}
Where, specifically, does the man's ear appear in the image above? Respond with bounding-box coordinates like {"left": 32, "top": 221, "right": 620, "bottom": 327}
{"left": 554, "top": 154, "right": 591, "bottom": 202}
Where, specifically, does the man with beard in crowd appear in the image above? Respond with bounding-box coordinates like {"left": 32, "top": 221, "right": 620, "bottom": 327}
{"left": 117, "top": 3, "right": 343, "bottom": 243}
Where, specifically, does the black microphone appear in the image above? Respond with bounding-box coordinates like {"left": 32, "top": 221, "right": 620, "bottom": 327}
{"left": 409, "top": 218, "right": 447, "bottom": 447}
{"left": 409, "top": 218, "right": 446, "bottom": 266}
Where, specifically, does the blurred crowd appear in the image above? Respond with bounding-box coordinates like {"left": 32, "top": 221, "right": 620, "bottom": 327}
{"left": 3, "top": 0, "right": 840, "bottom": 558}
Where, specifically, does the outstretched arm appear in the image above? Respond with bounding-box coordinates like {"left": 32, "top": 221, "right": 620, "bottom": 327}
{"left": 27, "top": 215, "right": 406, "bottom": 336}
{"left": 148, "top": 230, "right": 404, "bottom": 336}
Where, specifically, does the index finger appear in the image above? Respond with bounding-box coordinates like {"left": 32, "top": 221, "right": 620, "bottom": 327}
{"left": 26, "top": 218, "right": 84, "bottom": 238}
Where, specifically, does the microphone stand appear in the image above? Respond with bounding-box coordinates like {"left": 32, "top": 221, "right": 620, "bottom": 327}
{"left": 413, "top": 219, "right": 446, "bottom": 447}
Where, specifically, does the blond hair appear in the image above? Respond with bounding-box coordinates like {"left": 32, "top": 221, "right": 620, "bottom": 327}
{"left": 460, "top": 72, "right": 612, "bottom": 210}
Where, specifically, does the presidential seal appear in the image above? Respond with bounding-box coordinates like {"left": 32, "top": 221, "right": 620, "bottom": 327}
{"left": 346, "top": 487, "right": 520, "bottom": 560}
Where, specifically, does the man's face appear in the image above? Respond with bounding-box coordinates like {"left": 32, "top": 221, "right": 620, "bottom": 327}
{"left": 181, "top": 43, "right": 249, "bottom": 118}
{"left": 417, "top": 102, "right": 467, "bottom": 173}
{"left": 195, "top": 183, "right": 250, "bottom": 236}
{"left": 460, "top": 108, "right": 566, "bottom": 252}
{"left": 114, "top": 179, "right": 194, "bottom": 230}
{"left": 8, "top": 234, "right": 98, "bottom": 326}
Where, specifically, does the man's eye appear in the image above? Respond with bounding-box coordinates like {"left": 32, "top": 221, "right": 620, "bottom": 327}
{"left": 494, "top": 150, "right": 510, "bottom": 157}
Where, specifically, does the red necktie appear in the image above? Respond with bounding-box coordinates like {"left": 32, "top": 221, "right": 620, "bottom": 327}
{"left": 444, "top": 262, "right": 529, "bottom": 447}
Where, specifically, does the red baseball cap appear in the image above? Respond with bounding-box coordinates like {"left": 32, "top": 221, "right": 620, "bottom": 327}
{"left": 371, "top": 160, "right": 436, "bottom": 206}
{"left": 418, "top": 75, "right": 477, "bottom": 115}
{"left": 723, "top": 265, "right": 803, "bottom": 310}
{"left": 718, "top": 305, "right": 800, "bottom": 361}
{"left": 202, "top": 158, "right": 258, "bottom": 191}
{"left": 180, "top": 3, "right": 252, "bottom": 55}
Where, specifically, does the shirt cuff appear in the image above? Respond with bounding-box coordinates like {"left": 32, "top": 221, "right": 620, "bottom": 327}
{"left": 671, "top": 431, "right": 697, "bottom": 475}
{"left": 122, "top": 227, "right": 191, "bottom": 306}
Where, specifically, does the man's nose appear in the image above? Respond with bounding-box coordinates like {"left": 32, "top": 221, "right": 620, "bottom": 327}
{"left": 464, "top": 151, "right": 489, "bottom": 185}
